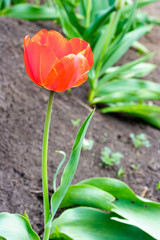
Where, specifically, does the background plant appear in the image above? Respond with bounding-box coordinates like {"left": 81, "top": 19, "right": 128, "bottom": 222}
{"left": 52, "top": 0, "right": 160, "bottom": 129}
{"left": 1, "top": 0, "right": 160, "bottom": 128}
{"left": 130, "top": 133, "right": 150, "bottom": 148}
{"left": 100, "top": 146, "right": 123, "bottom": 166}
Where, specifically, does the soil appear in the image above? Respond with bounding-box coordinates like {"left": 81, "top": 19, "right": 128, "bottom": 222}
{"left": 0, "top": 2, "right": 160, "bottom": 237}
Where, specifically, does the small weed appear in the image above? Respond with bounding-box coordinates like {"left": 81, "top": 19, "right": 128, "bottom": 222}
{"left": 116, "top": 167, "right": 125, "bottom": 178}
{"left": 71, "top": 118, "right": 81, "bottom": 127}
{"left": 131, "top": 164, "right": 141, "bottom": 170}
{"left": 82, "top": 138, "right": 94, "bottom": 151}
{"left": 130, "top": 133, "right": 150, "bottom": 148}
{"left": 100, "top": 147, "right": 123, "bottom": 166}
{"left": 155, "top": 182, "right": 160, "bottom": 191}
{"left": 102, "top": 132, "right": 108, "bottom": 144}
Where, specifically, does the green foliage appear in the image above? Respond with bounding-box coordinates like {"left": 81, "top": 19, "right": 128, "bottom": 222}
{"left": 0, "top": 213, "right": 40, "bottom": 240}
{"left": 49, "top": 110, "right": 94, "bottom": 223}
{"left": 50, "top": 0, "right": 160, "bottom": 129}
{"left": 1, "top": 0, "right": 160, "bottom": 128}
{"left": 71, "top": 118, "right": 81, "bottom": 127}
{"left": 50, "top": 207, "right": 155, "bottom": 240}
{"left": 101, "top": 103, "right": 160, "bottom": 128}
{"left": 155, "top": 182, "right": 160, "bottom": 191}
{"left": 50, "top": 177, "right": 160, "bottom": 240}
{"left": 0, "top": 110, "right": 94, "bottom": 240}
{"left": 116, "top": 167, "right": 125, "bottom": 178}
{"left": 130, "top": 133, "right": 150, "bottom": 148}
{"left": 101, "top": 147, "right": 123, "bottom": 166}
{"left": 0, "top": 4, "right": 58, "bottom": 20}
{"left": 131, "top": 163, "right": 141, "bottom": 170}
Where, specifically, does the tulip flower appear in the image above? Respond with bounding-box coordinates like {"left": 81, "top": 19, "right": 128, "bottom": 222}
{"left": 24, "top": 29, "right": 94, "bottom": 92}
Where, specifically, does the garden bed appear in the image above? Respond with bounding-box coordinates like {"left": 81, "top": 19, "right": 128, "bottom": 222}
{"left": 0, "top": 2, "right": 160, "bottom": 235}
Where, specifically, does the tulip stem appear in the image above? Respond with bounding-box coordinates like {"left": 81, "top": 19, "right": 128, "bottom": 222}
{"left": 42, "top": 90, "right": 54, "bottom": 238}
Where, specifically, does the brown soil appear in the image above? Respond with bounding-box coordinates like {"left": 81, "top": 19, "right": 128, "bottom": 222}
{"left": 0, "top": 2, "right": 160, "bottom": 236}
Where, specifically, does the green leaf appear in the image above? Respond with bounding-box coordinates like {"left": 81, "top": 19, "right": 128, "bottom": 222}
{"left": 93, "top": 11, "right": 121, "bottom": 67}
{"left": 59, "top": 184, "right": 115, "bottom": 211}
{"left": 54, "top": 0, "right": 82, "bottom": 39}
{"left": 113, "top": 200, "right": 160, "bottom": 240}
{"left": 0, "top": 212, "right": 40, "bottom": 240}
{"left": 76, "top": 178, "right": 160, "bottom": 239}
{"left": 108, "top": 1, "right": 137, "bottom": 56}
{"left": 101, "top": 25, "right": 152, "bottom": 73}
{"left": 117, "top": 62, "right": 156, "bottom": 78}
{"left": 91, "top": 79, "right": 160, "bottom": 104}
{"left": 78, "top": 0, "right": 111, "bottom": 25}
{"left": 0, "top": 0, "right": 11, "bottom": 10}
{"left": 50, "top": 207, "right": 155, "bottom": 240}
{"left": 0, "top": 4, "right": 58, "bottom": 20}
{"left": 63, "top": 4, "right": 85, "bottom": 35}
{"left": 84, "top": 5, "right": 115, "bottom": 41}
{"left": 100, "top": 103, "right": 160, "bottom": 129}
{"left": 132, "top": 41, "right": 150, "bottom": 54}
{"left": 98, "top": 52, "right": 154, "bottom": 86}
{"left": 77, "top": 178, "right": 138, "bottom": 201}
{"left": 49, "top": 110, "right": 94, "bottom": 221}
{"left": 137, "top": 0, "right": 160, "bottom": 8}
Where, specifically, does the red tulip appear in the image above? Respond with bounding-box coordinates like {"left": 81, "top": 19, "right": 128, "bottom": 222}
{"left": 24, "top": 29, "right": 94, "bottom": 92}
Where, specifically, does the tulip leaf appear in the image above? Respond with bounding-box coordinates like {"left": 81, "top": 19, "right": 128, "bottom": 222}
{"left": 54, "top": 0, "right": 82, "bottom": 39}
{"left": 84, "top": 5, "right": 115, "bottom": 41}
{"left": 98, "top": 52, "right": 154, "bottom": 85}
{"left": 59, "top": 184, "right": 115, "bottom": 211}
{"left": 0, "top": 4, "right": 58, "bottom": 20}
{"left": 108, "top": 1, "right": 137, "bottom": 56}
{"left": 63, "top": 4, "right": 85, "bottom": 35}
{"left": 50, "top": 207, "right": 155, "bottom": 240}
{"left": 101, "top": 24, "right": 152, "bottom": 73}
{"left": 93, "top": 11, "right": 121, "bottom": 66}
{"left": 0, "top": 0, "right": 11, "bottom": 10}
{"left": 0, "top": 212, "right": 40, "bottom": 240}
{"left": 49, "top": 110, "right": 94, "bottom": 221}
{"left": 77, "top": 178, "right": 160, "bottom": 240}
{"left": 91, "top": 79, "right": 160, "bottom": 104}
{"left": 137, "top": 0, "right": 160, "bottom": 8}
{"left": 100, "top": 103, "right": 160, "bottom": 129}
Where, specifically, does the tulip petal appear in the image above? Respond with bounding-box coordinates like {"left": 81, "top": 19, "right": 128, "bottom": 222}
{"left": 79, "top": 46, "right": 94, "bottom": 68}
{"left": 24, "top": 37, "right": 58, "bottom": 86}
{"left": 69, "top": 38, "right": 94, "bottom": 68}
{"left": 46, "top": 30, "right": 72, "bottom": 59}
{"left": 69, "top": 38, "right": 88, "bottom": 54}
{"left": 31, "top": 29, "right": 48, "bottom": 44}
{"left": 43, "top": 54, "right": 90, "bottom": 92}
{"left": 24, "top": 36, "right": 35, "bottom": 82}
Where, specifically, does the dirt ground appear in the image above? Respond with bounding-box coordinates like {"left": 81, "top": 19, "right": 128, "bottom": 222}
{"left": 0, "top": 2, "right": 160, "bottom": 236}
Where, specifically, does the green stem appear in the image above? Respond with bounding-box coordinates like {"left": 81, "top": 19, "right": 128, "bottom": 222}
{"left": 42, "top": 91, "right": 54, "bottom": 239}
{"left": 86, "top": 0, "right": 91, "bottom": 28}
